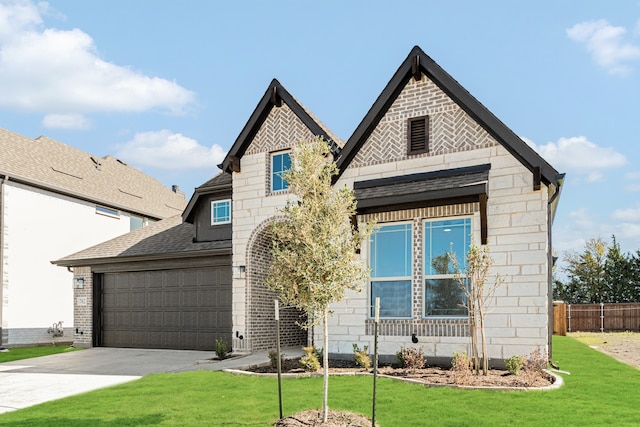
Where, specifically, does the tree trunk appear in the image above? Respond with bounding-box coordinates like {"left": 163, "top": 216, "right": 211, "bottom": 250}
{"left": 322, "top": 306, "right": 329, "bottom": 423}
{"left": 479, "top": 309, "right": 488, "bottom": 375}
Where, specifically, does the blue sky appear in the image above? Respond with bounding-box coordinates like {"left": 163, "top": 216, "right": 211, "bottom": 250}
{"left": 1, "top": 0, "right": 640, "bottom": 261}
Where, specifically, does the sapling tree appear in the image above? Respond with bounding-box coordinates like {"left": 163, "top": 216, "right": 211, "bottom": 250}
{"left": 452, "top": 243, "right": 501, "bottom": 375}
{"left": 265, "top": 136, "right": 371, "bottom": 423}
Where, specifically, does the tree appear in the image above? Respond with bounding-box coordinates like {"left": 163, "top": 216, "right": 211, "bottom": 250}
{"left": 562, "top": 237, "right": 608, "bottom": 303}
{"left": 265, "top": 137, "right": 371, "bottom": 423}
{"left": 603, "top": 236, "right": 633, "bottom": 303}
{"left": 452, "top": 243, "right": 500, "bottom": 376}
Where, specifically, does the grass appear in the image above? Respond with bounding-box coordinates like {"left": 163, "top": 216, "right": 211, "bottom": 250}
{"left": 0, "top": 336, "right": 638, "bottom": 426}
{"left": 569, "top": 330, "right": 640, "bottom": 346}
{"left": 0, "top": 344, "right": 80, "bottom": 363}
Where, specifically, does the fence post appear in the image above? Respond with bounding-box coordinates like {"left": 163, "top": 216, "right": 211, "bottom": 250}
{"left": 567, "top": 304, "right": 571, "bottom": 333}
{"left": 600, "top": 303, "right": 604, "bottom": 333}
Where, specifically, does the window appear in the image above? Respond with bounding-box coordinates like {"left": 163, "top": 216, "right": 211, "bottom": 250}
{"left": 369, "top": 223, "right": 412, "bottom": 318}
{"left": 271, "top": 151, "right": 291, "bottom": 192}
{"left": 408, "top": 116, "right": 429, "bottom": 154}
{"left": 95, "top": 205, "right": 119, "bottom": 218}
{"left": 130, "top": 215, "right": 144, "bottom": 231}
{"left": 211, "top": 199, "right": 231, "bottom": 225}
{"left": 424, "top": 218, "right": 471, "bottom": 317}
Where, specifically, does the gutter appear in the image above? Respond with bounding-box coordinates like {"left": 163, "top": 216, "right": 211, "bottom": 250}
{"left": 546, "top": 172, "right": 565, "bottom": 361}
{"left": 0, "top": 176, "right": 6, "bottom": 345}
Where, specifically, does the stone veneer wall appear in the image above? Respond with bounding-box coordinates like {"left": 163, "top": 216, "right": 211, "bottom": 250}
{"left": 231, "top": 102, "right": 316, "bottom": 352}
{"left": 324, "top": 72, "right": 551, "bottom": 362}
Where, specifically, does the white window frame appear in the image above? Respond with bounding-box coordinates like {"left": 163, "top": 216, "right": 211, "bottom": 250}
{"left": 270, "top": 150, "right": 291, "bottom": 193}
{"left": 211, "top": 199, "right": 231, "bottom": 225}
{"left": 368, "top": 221, "right": 413, "bottom": 319}
{"left": 422, "top": 216, "right": 472, "bottom": 319}
{"left": 95, "top": 205, "right": 120, "bottom": 219}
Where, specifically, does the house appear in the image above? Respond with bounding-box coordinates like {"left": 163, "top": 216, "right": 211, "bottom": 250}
{"left": 54, "top": 46, "right": 564, "bottom": 363}
{"left": 0, "top": 128, "right": 187, "bottom": 346}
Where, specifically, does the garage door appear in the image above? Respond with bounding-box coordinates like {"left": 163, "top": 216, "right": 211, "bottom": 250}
{"left": 99, "top": 267, "right": 232, "bottom": 351}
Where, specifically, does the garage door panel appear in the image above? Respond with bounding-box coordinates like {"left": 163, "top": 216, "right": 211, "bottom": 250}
{"left": 101, "top": 266, "right": 231, "bottom": 350}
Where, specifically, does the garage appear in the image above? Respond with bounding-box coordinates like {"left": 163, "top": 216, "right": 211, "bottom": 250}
{"left": 95, "top": 266, "right": 231, "bottom": 351}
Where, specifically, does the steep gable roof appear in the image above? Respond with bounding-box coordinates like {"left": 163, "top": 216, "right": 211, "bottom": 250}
{"left": 219, "top": 79, "right": 342, "bottom": 173}
{"left": 182, "top": 172, "right": 232, "bottom": 223}
{"left": 335, "top": 46, "right": 561, "bottom": 187}
{"left": 0, "top": 128, "right": 186, "bottom": 219}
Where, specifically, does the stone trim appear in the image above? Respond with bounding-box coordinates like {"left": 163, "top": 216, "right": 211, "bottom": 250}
{"left": 360, "top": 203, "right": 478, "bottom": 224}
{"left": 365, "top": 319, "right": 469, "bottom": 337}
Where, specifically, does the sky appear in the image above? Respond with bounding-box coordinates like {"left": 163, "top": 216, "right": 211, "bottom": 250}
{"left": 1, "top": 0, "right": 640, "bottom": 265}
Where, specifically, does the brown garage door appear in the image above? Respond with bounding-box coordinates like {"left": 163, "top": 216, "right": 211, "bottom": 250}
{"left": 99, "top": 267, "right": 231, "bottom": 350}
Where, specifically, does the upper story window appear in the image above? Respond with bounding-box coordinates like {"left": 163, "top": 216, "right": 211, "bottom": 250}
{"left": 369, "top": 223, "right": 413, "bottom": 319}
{"left": 271, "top": 151, "right": 291, "bottom": 192}
{"left": 424, "top": 218, "right": 471, "bottom": 317}
{"left": 211, "top": 199, "right": 231, "bottom": 225}
{"left": 408, "top": 115, "right": 429, "bottom": 155}
{"left": 96, "top": 205, "right": 120, "bottom": 219}
{"left": 130, "top": 215, "right": 144, "bottom": 231}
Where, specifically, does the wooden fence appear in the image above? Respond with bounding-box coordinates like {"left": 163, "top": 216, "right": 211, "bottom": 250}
{"left": 553, "top": 303, "right": 640, "bottom": 334}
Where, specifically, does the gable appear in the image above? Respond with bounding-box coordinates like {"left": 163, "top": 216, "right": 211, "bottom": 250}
{"left": 350, "top": 76, "right": 498, "bottom": 168}
{"left": 336, "top": 46, "right": 561, "bottom": 189}
{"left": 245, "top": 102, "right": 316, "bottom": 155}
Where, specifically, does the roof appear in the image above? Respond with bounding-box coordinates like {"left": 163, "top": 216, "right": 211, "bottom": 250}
{"left": 53, "top": 215, "right": 231, "bottom": 267}
{"left": 219, "top": 79, "right": 342, "bottom": 173}
{"left": 182, "top": 172, "right": 232, "bottom": 223}
{"left": 354, "top": 164, "right": 490, "bottom": 212}
{"left": 0, "top": 128, "right": 186, "bottom": 219}
{"left": 335, "top": 46, "right": 562, "bottom": 188}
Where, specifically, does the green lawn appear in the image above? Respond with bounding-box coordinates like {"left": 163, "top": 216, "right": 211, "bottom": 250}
{"left": 0, "top": 344, "right": 80, "bottom": 363}
{"left": 0, "top": 336, "right": 638, "bottom": 426}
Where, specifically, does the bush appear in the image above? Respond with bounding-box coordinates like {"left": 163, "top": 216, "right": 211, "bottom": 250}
{"left": 395, "top": 347, "right": 425, "bottom": 370}
{"left": 215, "top": 339, "right": 228, "bottom": 360}
{"left": 352, "top": 343, "right": 372, "bottom": 370}
{"left": 268, "top": 350, "right": 286, "bottom": 369}
{"left": 505, "top": 355, "right": 525, "bottom": 375}
{"left": 451, "top": 350, "right": 473, "bottom": 384}
{"left": 299, "top": 346, "right": 320, "bottom": 372}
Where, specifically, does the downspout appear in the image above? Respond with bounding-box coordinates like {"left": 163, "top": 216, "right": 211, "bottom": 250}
{"left": 0, "top": 176, "right": 6, "bottom": 346}
{"left": 547, "top": 173, "right": 565, "bottom": 362}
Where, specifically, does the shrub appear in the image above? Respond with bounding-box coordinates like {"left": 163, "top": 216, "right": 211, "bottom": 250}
{"left": 299, "top": 346, "right": 320, "bottom": 372}
{"left": 505, "top": 355, "right": 525, "bottom": 376}
{"left": 215, "top": 339, "right": 228, "bottom": 360}
{"left": 352, "top": 343, "right": 372, "bottom": 370}
{"left": 396, "top": 347, "right": 425, "bottom": 370}
{"left": 268, "top": 350, "right": 286, "bottom": 369}
{"left": 451, "top": 350, "right": 473, "bottom": 384}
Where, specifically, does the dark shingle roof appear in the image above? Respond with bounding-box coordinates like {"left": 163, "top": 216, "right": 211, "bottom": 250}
{"left": 53, "top": 215, "right": 230, "bottom": 266}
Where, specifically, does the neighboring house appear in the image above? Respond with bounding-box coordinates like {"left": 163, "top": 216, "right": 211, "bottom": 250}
{"left": 55, "top": 46, "right": 564, "bottom": 364}
{"left": 0, "top": 128, "right": 187, "bottom": 346}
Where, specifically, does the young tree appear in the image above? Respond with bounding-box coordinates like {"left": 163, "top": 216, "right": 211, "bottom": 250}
{"left": 265, "top": 137, "right": 371, "bottom": 423}
{"left": 452, "top": 243, "right": 500, "bottom": 376}
{"left": 603, "top": 236, "right": 634, "bottom": 303}
{"left": 562, "top": 237, "right": 608, "bottom": 303}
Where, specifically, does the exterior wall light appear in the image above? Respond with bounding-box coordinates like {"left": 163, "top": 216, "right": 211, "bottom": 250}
{"left": 73, "top": 278, "right": 85, "bottom": 289}
{"left": 232, "top": 265, "right": 246, "bottom": 279}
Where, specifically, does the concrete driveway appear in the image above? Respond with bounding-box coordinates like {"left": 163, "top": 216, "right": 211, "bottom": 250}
{"left": 0, "top": 347, "right": 285, "bottom": 414}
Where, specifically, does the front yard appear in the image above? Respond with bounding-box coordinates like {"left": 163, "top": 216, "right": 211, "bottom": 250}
{"left": 0, "top": 336, "right": 638, "bottom": 426}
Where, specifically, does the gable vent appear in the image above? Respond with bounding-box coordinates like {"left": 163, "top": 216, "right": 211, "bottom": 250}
{"left": 408, "top": 116, "right": 429, "bottom": 154}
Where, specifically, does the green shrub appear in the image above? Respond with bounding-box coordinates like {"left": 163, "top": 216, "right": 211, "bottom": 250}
{"left": 505, "top": 355, "right": 525, "bottom": 375}
{"left": 396, "top": 347, "right": 425, "bottom": 370}
{"left": 215, "top": 339, "right": 228, "bottom": 360}
{"left": 299, "top": 346, "right": 320, "bottom": 372}
{"left": 352, "top": 343, "right": 372, "bottom": 370}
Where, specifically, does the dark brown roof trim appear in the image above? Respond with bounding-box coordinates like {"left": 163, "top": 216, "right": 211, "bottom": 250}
{"left": 353, "top": 164, "right": 491, "bottom": 190}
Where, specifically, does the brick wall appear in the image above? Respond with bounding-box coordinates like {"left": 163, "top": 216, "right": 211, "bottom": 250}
{"left": 72, "top": 266, "right": 93, "bottom": 347}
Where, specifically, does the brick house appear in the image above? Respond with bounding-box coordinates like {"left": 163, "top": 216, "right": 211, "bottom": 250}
{"left": 55, "top": 46, "right": 563, "bottom": 362}
{"left": 0, "top": 128, "right": 186, "bottom": 346}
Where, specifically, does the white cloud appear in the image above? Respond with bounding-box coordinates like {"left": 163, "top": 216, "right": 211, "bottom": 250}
{"left": 567, "top": 19, "right": 640, "bottom": 75}
{"left": 0, "top": 0, "right": 194, "bottom": 116}
{"left": 525, "top": 136, "right": 626, "bottom": 181}
{"left": 42, "top": 113, "right": 90, "bottom": 129}
{"left": 115, "top": 130, "right": 225, "bottom": 171}
{"left": 611, "top": 207, "right": 640, "bottom": 222}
